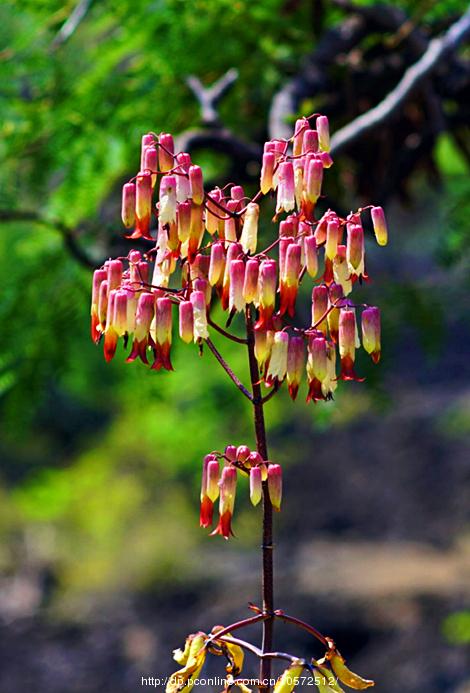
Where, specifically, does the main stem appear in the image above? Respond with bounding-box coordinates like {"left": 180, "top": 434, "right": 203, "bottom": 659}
{"left": 245, "top": 307, "right": 274, "bottom": 692}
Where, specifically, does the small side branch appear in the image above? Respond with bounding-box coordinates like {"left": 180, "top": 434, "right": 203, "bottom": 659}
{"left": 330, "top": 6, "right": 470, "bottom": 154}
{"left": 207, "top": 315, "right": 248, "bottom": 344}
{"left": 51, "top": 0, "right": 93, "bottom": 49}
{"left": 206, "top": 338, "right": 253, "bottom": 401}
{"left": 274, "top": 611, "right": 329, "bottom": 648}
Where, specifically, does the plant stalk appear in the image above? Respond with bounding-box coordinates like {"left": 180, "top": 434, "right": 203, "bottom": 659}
{"left": 245, "top": 307, "right": 274, "bottom": 692}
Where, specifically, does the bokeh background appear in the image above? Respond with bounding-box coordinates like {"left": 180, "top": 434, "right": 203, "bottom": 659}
{"left": 1, "top": 1, "right": 469, "bottom": 691}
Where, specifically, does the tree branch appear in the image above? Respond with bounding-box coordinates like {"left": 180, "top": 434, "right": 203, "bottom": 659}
{"left": 51, "top": 0, "right": 93, "bottom": 49}
{"left": 186, "top": 69, "right": 239, "bottom": 127}
{"left": 205, "top": 338, "right": 253, "bottom": 401}
{"left": 330, "top": 6, "right": 470, "bottom": 154}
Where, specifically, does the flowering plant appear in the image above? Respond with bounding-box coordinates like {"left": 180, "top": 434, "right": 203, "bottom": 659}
{"left": 90, "top": 114, "right": 387, "bottom": 692}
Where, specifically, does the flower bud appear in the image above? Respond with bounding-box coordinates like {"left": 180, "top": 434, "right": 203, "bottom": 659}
{"left": 179, "top": 301, "right": 194, "bottom": 343}
{"left": 103, "top": 289, "right": 118, "bottom": 362}
{"left": 260, "top": 151, "right": 275, "bottom": 194}
{"left": 208, "top": 241, "right": 225, "bottom": 286}
{"left": 302, "top": 129, "right": 318, "bottom": 155}
{"left": 224, "top": 445, "right": 237, "bottom": 462}
{"left": 190, "top": 290, "right": 209, "bottom": 341}
{"left": 279, "top": 217, "right": 297, "bottom": 238}
{"left": 177, "top": 199, "right": 192, "bottom": 242}
{"left": 176, "top": 171, "right": 191, "bottom": 203}
{"left": 361, "top": 306, "right": 381, "bottom": 363}
{"left": 158, "top": 132, "right": 174, "bottom": 172}
{"left": 314, "top": 211, "right": 329, "bottom": 244}
{"left": 371, "top": 205, "right": 388, "bottom": 246}
{"left": 249, "top": 466, "right": 263, "bottom": 507}
{"left": 240, "top": 202, "right": 259, "bottom": 254}
{"left": 135, "top": 172, "right": 153, "bottom": 239}
{"left": 306, "top": 334, "right": 328, "bottom": 402}
{"left": 312, "top": 285, "right": 328, "bottom": 333}
{"left": 294, "top": 165, "right": 304, "bottom": 210}
{"left": 113, "top": 289, "right": 130, "bottom": 337}
{"left": 143, "top": 146, "right": 158, "bottom": 187}
{"left": 176, "top": 151, "right": 191, "bottom": 171}
{"left": 279, "top": 237, "right": 294, "bottom": 277}
{"left": 153, "top": 297, "right": 173, "bottom": 371}
{"left": 287, "top": 335, "right": 305, "bottom": 401}
{"left": 339, "top": 307, "right": 361, "bottom": 380}
{"left": 229, "top": 259, "right": 246, "bottom": 313}
{"left": 293, "top": 117, "right": 308, "bottom": 157}
{"left": 255, "top": 259, "right": 277, "bottom": 330}
{"left": 327, "top": 282, "right": 344, "bottom": 343}
{"left": 205, "top": 188, "right": 223, "bottom": 235}
{"left": 159, "top": 175, "right": 177, "bottom": 224}
{"left": 304, "top": 157, "right": 323, "bottom": 203}
{"left": 236, "top": 445, "right": 251, "bottom": 462}
{"left": 266, "top": 331, "right": 289, "bottom": 385}
{"left": 280, "top": 243, "right": 301, "bottom": 317}
{"left": 243, "top": 258, "right": 259, "bottom": 304}
{"left": 276, "top": 161, "right": 295, "bottom": 213}
{"left": 98, "top": 279, "right": 109, "bottom": 328}
{"left": 140, "top": 133, "right": 154, "bottom": 170}
{"left": 189, "top": 165, "right": 204, "bottom": 205}
{"left": 316, "top": 115, "right": 330, "bottom": 152}
{"left": 188, "top": 201, "right": 205, "bottom": 259}
{"left": 253, "top": 329, "right": 272, "bottom": 373}
{"left": 129, "top": 292, "right": 154, "bottom": 362}
{"left": 247, "top": 451, "right": 263, "bottom": 466}
{"left": 333, "top": 244, "right": 352, "bottom": 296}
{"left": 224, "top": 199, "right": 239, "bottom": 244}
{"left": 107, "top": 259, "right": 123, "bottom": 291}
{"left": 206, "top": 459, "right": 220, "bottom": 502}
{"left": 211, "top": 466, "right": 237, "bottom": 539}
{"left": 221, "top": 242, "right": 242, "bottom": 310}
{"left": 304, "top": 235, "right": 318, "bottom": 278}
{"left": 325, "top": 216, "right": 340, "bottom": 261}
{"left": 346, "top": 216, "right": 365, "bottom": 278}
{"left": 121, "top": 183, "right": 136, "bottom": 228}
{"left": 267, "top": 463, "right": 282, "bottom": 512}
{"left": 91, "top": 269, "right": 107, "bottom": 342}
{"left": 200, "top": 454, "right": 216, "bottom": 528}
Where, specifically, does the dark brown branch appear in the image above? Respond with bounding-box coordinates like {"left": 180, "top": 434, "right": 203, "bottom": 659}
{"left": 207, "top": 315, "right": 248, "bottom": 344}
{"left": 0, "top": 209, "right": 96, "bottom": 268}
{"left": 274, "top": 611, "right": 329, "bottom": 647}
{"left": 330, "top": 6, "right": 470, "bottom": 154}
{"left": 205, "top": 338, "right": 253, "bottom": 401}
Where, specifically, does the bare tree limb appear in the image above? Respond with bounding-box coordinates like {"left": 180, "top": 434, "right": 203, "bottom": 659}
{"left": 51, "top": 0, "right": 93, "bottom": 49}
{"left": 330, "top": 6, "right": 470, "bottom": 154}
{"left": 0, "top": 209, "right": 96, "bottom": 269}
{"left": 186, "top": 69, "right": 239, "bottom": 127}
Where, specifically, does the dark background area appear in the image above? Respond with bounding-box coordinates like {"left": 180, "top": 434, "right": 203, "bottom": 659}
{"left": 0, "top": 1, "right": 469, "bottom": 691}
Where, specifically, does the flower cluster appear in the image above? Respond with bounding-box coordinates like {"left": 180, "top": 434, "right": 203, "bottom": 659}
{"left": 200, "top": 445, "right": 282, "bottom": 539}
{"left": 90, "top": 115, "right": 387, "bottom": 401}
{"left": 167, "top": 628, "right": 374, "bottom": 693}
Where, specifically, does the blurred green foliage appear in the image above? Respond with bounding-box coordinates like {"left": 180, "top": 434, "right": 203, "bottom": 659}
{"left": 0, "top": 0, "right": 469, "bottom": 599}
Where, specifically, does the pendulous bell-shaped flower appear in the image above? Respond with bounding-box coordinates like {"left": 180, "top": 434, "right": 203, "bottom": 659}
{"left": 190, "top": 290, "right": 209, "bottom": 341}
{"left": 255, "top": 259, "right": 277, "bottom": 330}
{"left": 280, "top": 243, "right": 301, "bottom": 317}
{"left": 158, "top": 132, "right": 174, "bottom": 172}
{"left": 243, "top": 259, "right": 259, "bottom": 304}
{"left": 229, "top": 259, "right": 246, "bottom": 313}
{"left": 338, "top": 307, "right": 362, "bottom": 380}
{"left": 121, "top": 182, "right": 136, "bottom": 229}
{"left": 361, "top": 306, "right": 381, "bottom": 363}
{"left": 152, "top": 296, "right": 173, "bottom": 371}
{"left": 371, "top": 205, "right": 388, "bottom": 246}
{"left": 267, "top": 463, "right": 282, "bottom": 512}
{"left": 211, "top": 465, "right": 237, "bottom": 539}
{"left": 266, "top": 331, "right": 289, "bottom": 386}
{"left": 240, "top": 202, "right": 259, "bottom": 255}
{"left": 317, "top": 115, "right": 330, "bottom": 152}
{"left": 287, "top": 334, "right": 305, "bottom": 401}
{"left": 249, "top": 466, "right": 263, "bottom": 507}
{"left": 179, "top": 301, "right": 194, "bottom": 344}
{"left": 276, "top": 161, "right": 295, "bottom": 213}
{"left": 189, "top": 165, "right": 204, "bottom": 205}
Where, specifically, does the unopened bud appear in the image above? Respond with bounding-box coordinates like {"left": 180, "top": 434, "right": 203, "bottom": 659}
{"left": 304, "top": 235, "right": 318, "bottom": 278}
{"left": 249, "top": 466, "right": 263, "bottom": 507}
{"left": 316, "top": 115, "right": 330, "bottom": 152}
{"left": 361, "top": 306, "right": 381, "bottom": 363}
{"left": 208, "top": 241, "right": 225, "bottom": 286}
{"left": 240, "top": 202, "right": 259, "bottom": 254}
{"left": 305, "top": 158, "right": 323, "bottom": 203}
{"left": 158, "top": 133, "right": 174, "bottom": 172}
{"left": 312, "top": 285, "right": 328, "bottom": 333}
{"left": 121, "top": 183, "right": 136, "bottom": 228}
{"left": 260, "top": 151, "right": 276, "bottom": 194}
{"left": 276, "top": 161, "right": 295, "bottom": 213}
{"left": 371, "top": 206, "right": 388, "bottom": 246}
{"left": 229, "top": 259, "right": 246, "bottom": 313}
{"left": 267, "top": 464, "right": 282, "bottom": 512}
{"left": 189, "top": 165, "right": 204, "bottom": 205}
{"left": 179, "top": 301, "right": 194, "bottom": 343}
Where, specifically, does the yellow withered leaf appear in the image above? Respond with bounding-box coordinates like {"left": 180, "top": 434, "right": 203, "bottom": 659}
{"left": 313, "top": 660, "right": 345, "bottom": 693}
{"left": 166, "top": 632, "right": 207, "bottom": 693}
{"left": 273, "top": 660, "right": 305, "bottom": 693}
{"left": 211, "top": 626, "right": 245, "bottom": 676}
{"left": 329, "top": 652, "right": 374, "bottom": 690}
